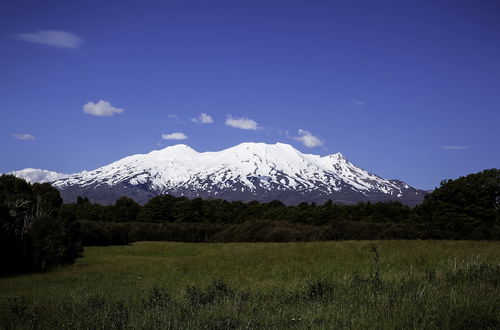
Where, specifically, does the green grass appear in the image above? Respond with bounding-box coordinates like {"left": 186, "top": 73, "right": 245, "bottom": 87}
{"left": 1, "top": 241, "right": 499, "bottom": 329}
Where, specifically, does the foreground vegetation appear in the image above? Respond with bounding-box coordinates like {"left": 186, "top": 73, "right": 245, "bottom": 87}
{"left": 0, "top": 241, "right": 499, "bottom": 329}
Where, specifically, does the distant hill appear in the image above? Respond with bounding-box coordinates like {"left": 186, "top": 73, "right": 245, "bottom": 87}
{"left": 8, "top": 168, "right": 70, "bottom": 183}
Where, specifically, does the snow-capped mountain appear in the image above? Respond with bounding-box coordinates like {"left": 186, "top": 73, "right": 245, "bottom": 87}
{"left": 51, "top": 142, "right": 426, "bottom": 205}
{"left": 8, "top": 168, "right": 70, "bottom": 183}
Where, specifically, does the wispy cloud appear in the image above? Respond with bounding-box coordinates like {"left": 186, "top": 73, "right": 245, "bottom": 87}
{"left": 162, "top": 132, "right": 188, "bottom": 140}
{"left": 191, "top": 113, "right": 213, "bottom": 124}
{"left": 83, "top": 100, "right": 124, "bottom": 117}
{"left": 225, "top": 116, "right": 259, "bottom": 130}
{"left": 352, "top": 99, "right": 366, "bottom": 106}
{"left": 441, "top": 145, "right": 469, "bottom": 150}
{"left": 13, "top": 133, "right": 36, "bottom": 141}
{"left": 293, "top": 129, "right": 323, "bottom": 148}
{"left": 167, "top": 114, "right": 181, "bottom": 123}
{"left": 12, "top": 30, "right": 83, "bottom": 49}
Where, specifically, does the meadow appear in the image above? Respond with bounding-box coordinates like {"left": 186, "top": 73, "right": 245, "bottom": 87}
{"left": 0, "top": 240, "right": 499, "bottom": 329}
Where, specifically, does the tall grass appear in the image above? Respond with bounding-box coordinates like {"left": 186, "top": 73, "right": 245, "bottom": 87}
{"left": 0, "top": 241, "right": 499, "bottom": 329}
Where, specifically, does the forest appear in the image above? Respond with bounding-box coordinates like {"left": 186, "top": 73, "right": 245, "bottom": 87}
{"left": 1, "top": 168, "right": 499, "bottom": 275}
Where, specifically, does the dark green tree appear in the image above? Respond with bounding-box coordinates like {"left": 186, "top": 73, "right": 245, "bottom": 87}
{"left": 416, "top": 169, "right": 500, "bottom": 229}
{"left": 138, "top": 194, "right": 178, "bottom": 222}
{"left": 112, "top": 196, "right": 141, "bottom": 222}
{"left": 32, "top": 182, "right": 63, "bottom": 217}
{"left": 0, "top": 175, "right": 82, "bottom": 275}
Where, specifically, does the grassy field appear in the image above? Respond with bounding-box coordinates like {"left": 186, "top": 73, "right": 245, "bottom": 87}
{"left": 0, "top": 241, "right": 499, "bottom": 329}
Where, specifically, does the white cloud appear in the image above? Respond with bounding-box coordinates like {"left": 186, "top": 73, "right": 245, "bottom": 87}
{"left": 225, "top": 116, "right": 259, "bottom": 130}
{"left": 441, "top": 145, "right": 469, "bottom": 150}
{"left": 12, "top": 30, "right": 83, "bottom": 49}
{"left": 13, "top": 133, "right": 36, "bottom": 141}
{"left": 191, "top": 113, "right": 213, "bottom": 124}
{"left": 294, "top": 129, "right": 323, "bottom": 148}
{"left": 83, "top": 100, "right": 124, "bottom": 117}
{"left": 352, "top": 99, "right": 366, "bottom": 106}
{"left": 162, "top": 132, "right": 188, "bottom": 140}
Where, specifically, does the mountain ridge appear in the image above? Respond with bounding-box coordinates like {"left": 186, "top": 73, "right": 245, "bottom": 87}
{"left": 52, "top": 142, "right": 426, "bottom": 205}
{"left": 7, "top": 142, "right": 427, "bottom": 205}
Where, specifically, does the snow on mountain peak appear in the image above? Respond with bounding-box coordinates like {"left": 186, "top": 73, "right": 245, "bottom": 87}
{"left": 7, "top": 168, "right": 70, "bottom": 183}
{"left": 160, "top": 144, "right": 195, "bottom": 152}
{"left": 5, "top": 142, "right": 425, "bottom": 205}
{"left": 50, "top": 142, "right": 419, "bottom": 201}
{"left": 327, "top": 152, "right": 345, "bottom": 160}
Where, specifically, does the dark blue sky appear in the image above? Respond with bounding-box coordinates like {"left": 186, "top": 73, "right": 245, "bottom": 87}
{"left": 1, "top": 0, "right": 499, "bottom": 189}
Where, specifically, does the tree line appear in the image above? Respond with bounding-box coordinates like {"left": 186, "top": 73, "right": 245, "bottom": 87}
{"left": 1, "top": 168, "right": 499, "bottom": 275}
{"left": 56, "top": 168, "right": 500, "bottom": 244}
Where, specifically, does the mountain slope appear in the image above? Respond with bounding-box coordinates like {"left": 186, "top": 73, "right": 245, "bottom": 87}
{"left": 51, "top": 142, "right": 426, "bottom": 205}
